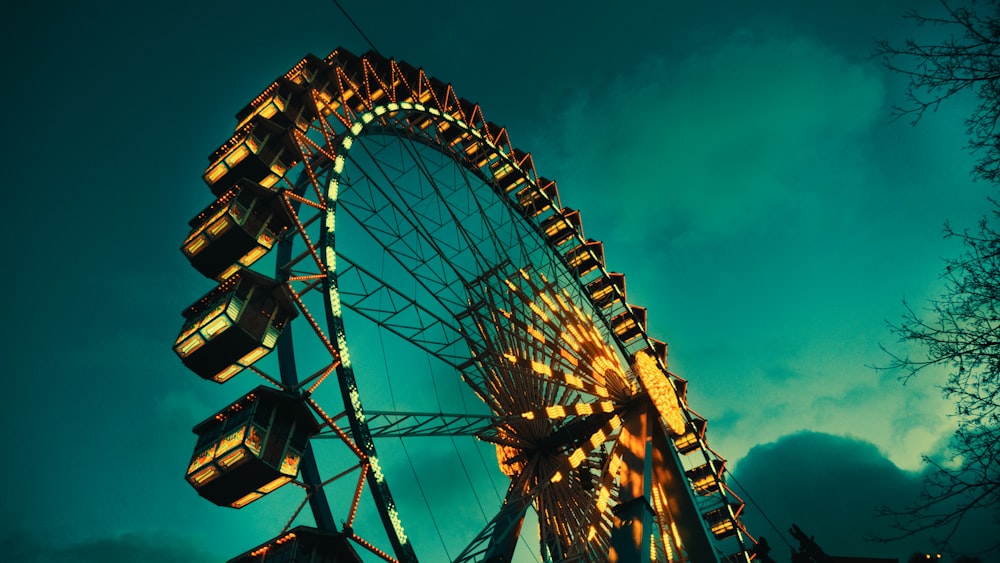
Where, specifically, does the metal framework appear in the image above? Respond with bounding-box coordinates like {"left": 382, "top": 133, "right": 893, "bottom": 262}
{"left": 175, "top": 47, "right": 756, "bottom": 562}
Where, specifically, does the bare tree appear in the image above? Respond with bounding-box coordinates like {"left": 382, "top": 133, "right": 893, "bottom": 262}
{"left": 879, "top": 211, "right": 1000, "bottom": 551}
{"left": 875, "top": 0, "right": 1000, "bottom": 183}
{"left": 875, "top": 0, "right": 1000, "bottom": 554}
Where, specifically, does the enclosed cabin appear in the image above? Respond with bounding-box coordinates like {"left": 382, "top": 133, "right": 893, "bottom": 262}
{"left": 174, "top": 269, "right": 297, "bottom": 383}
{"left": 456, "top": 131, "right": 487, "bottom": 169}
{"left": 471, "top": 124, "right": 510, "bottom": 172}
{"left": 540, "top": 208, "right": 582, "bottom": 248}
{"left": 235, "top": 77, "right": 318, "bottom": 133}
{"left": 203, "top": 117, "right": 301, "bottom": 195}
{"left": 673, "top": 416, "right": 707, "bottom": 455}
{"left": 181, "top": 180, "right": 297, "bottom": 281}
{"left": 467, "top": 123, "right": 507, "bottom": 171}
{"left": 186, "top": 386, "right": 319, "bottom": 508}
{"left": 358, "top": 54, "right": 398, "bottom": 107}
{"left": 587, "top": 272, "right": 626, "bottom": 310}
{"left": 495, "top": 154, "right": 532, "bottom": 195}
{"left": 440, "top": 119, "right": 470, "bottom": 151}
{"left": 514, "top": 178, "right": 559, "bottom": 220}
{"left": 317, "top": 49, "right": 367, "bottom": 116}
{"left": 228, "top": 526, "right": 362, "bottom": 563}
{"left": 703, "top": 502, "right": 743, "bottom": 540}
{"left": 648, "top": 338, "right": 668, "bottom": 366}
{"left": 407, "top": 101, "right": 438, "bottom": 133}
{"left": 611, "top": 305, "right": 646, "bottom": 343}
{"left": 564, "top": 239, "right": 605, "bottom": 278}
{"left": 686, "top": 458, "right": 726, "bottom": 495}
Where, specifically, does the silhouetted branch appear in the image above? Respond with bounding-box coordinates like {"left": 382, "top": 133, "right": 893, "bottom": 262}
{"left": 875, "top": 0, "right": 1000, "bottom": 183}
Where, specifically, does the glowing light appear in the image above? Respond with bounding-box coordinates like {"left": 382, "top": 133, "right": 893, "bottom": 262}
{"left": 563, "top": 373, "right": 584, "bottom": 389}
{"left": 225, "top": 144, "right": 250, "bottom": 167}
{"left": 187, "top": 445, "right": 217, "bottom": 473}
{"left": 633, "top": 350, "right": 686, "bottom": 435}
{"left": 226, "top": 299, "right": 243, "bottom": 319}
{"left": 202, "top": 315, "right": 231, "bottom": 339}
{"left": 559, "top": 348, "right": 579, "bottom": 367}
{"left": 670, "top": 520, "right": 682, "bottom": 556}
{"left": 217, "top": 426, "right": 246, "bottom": 455}
{"left": 528, "top": 301, "right": 549, "bottom": 323}
{"left": 526, "top": 324, "right": 545, "bottom": 342}
{"left": 182, "top": 235, "right": 207, "bottom": 256}
{"left": 388, "top": 506, "right": 408, "bottom": 544}
{"left": 237, "top": 346, "right": 268, "bottom": 367}
{"left": 205, "top": 163, "right": 226, "bottom": 184}
{"left": 258, "top": 476, "right": 291, "bottom": 493}
{"left": 349, "top": 388, "right": 363, "bottom": 421}
{"left": 190, "top": 465, "right": 219, "bottom": 486}
{"left": 213, "top": 364, "right": 243, "bottom": 383}
{"left": 545, "top": 405, "right": 566, "bottom": 418}
{"left": 531, "top": 361, "right": 552, "bottom": 377}
{"left": 263, "top": 326, "right": 280, "bottom": 348}
{"left": 231, "top": 491, "right": 263, "bottom": 508}
{"left": 175, "top": 334, "right": 205, "bottom": 357}
{"left": 596, "top": 451, "right": 624, "bottom": 514}
{"left": 538, "top": 291, "right": 559, "bottom": 313}
{"left": 674, "top": 429, "right": 699, "bottom": 453}
{"left": 370, "top": 456, "right": 385, "bottom": 482}
{"left": 244, "top": 425, "right": 263, "bottom": 455}
{"left": 279, "top": 451, "right": 301, "bottom": 475}
{"left": 217, "top": 447, "right": 247, "bottom": 468}
{"left": 239, "top": 245, "right": 267, "bottom": 266}
{"left": 259, "top": 174, "right": 280, "bottom": 188}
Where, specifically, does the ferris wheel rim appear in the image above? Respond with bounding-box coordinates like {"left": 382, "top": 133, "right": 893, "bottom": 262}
{"left": 318, "top": 102, "right": 596, "bottom": 561}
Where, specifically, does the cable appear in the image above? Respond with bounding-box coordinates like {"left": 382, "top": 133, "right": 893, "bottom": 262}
{"left": 332, "top": 0, "right": 381, "bottom": 55}
{"left": 451, "top": 436, "right": 490, "bottom": 519}
{"left": 725, "top": 469, "right": 794, "bottom": 550}
{"left": 400, "top": 438, "right": 452, "bottom": 559}
{"left": 377, "top": 252, "right": 398, "bottom": 409}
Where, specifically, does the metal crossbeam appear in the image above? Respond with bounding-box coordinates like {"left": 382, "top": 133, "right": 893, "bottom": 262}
{"left": 315, "top": 411, "right": 495, "bottom": 439}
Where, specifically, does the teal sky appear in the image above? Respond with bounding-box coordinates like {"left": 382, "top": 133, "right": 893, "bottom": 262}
{"left": 2, "top": 0, "right": 997, "bottom": 561}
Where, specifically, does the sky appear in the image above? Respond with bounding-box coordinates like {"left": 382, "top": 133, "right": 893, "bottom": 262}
{"left": 2, "top": 0, "right": 998, "bottom": 561}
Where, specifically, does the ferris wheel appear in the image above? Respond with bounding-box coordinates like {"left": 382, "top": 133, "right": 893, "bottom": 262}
{"left": 173, "top": 47, "right": 756, "bottom": 562}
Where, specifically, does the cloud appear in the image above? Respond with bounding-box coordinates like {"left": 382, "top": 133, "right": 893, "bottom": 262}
{"left": 0, "top": 531, "right": 218, "bottom": 563}
{"left": 531, "top": 30, "right": 885, "bottom": 247}
{"left": 732, "top": 431, "right": 997, "bottom": 560}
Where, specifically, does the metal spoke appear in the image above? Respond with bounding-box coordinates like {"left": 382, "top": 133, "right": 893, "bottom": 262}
{"left": 314, "top": 411, "right": 495, "bottom": 439}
